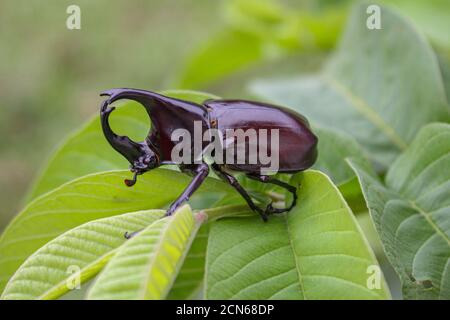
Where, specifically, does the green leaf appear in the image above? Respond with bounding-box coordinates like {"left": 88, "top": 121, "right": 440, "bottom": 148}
{"left": 166, "top": 204, "right": 255, "bottom": 300}
{"left": 437, "top": 50, "right": 450, "bottom": 103}
{"left": 349, "top": 123, "right": 450, "bottom": 299}
{"left": 176, "top": 29, "right": 264, "bottom": 89}
{"left": 87, "top": 205, "right": 201, "bottom": 300}
{"left": 167, "top": 205, "right": 256, "bottom": 300}
{"left": 225, "top": 0, "right": 344, "bottom": 49}
{"left": 338, "top": 177, "right": 369, "bottom": 214}
{"left": 27, "top": 90, "right": 219, "bottom": 200}
{"left": 205, "top": 170, "right": 390, "bottom": 299}
{"left": 250, "top": 3, "right": 450, "bottom": 168}
{"left": 167, "top": 224, "right": 209, "bottom": 300}
{"left": 0, "top": 169, "right": 232, "bottom": 293}
{"left": 386, "top": 0, "right": 450, "bottom": 48}
{"left": 313, "top": 126, "right": 368, "bottom": 186}
{"left": 175, "top": 0, "right": 346, "bottom": 90}
{"left": 1, "top": 210, "right": 163, "bottom": 300}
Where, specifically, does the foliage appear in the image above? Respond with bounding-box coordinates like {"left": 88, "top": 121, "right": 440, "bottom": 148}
{"left": 206, "top": 171, "right": 390, "bottom": 300}
{"left": 1, "top": 210, "right": 164, "bottom": 300}
{"left": 349, "top": 123, "right": 450, "bottom": 299}
{"left": 175, "top": 0, "right": 346, "bottom": 89}
{"left": 251, "top": 4, "right": 449, "bottom": 169}
{"left": 87, "top": 205, "right": 200, "bottom": 300}
{"left": 1, "top": 1, "right": 449, "bottom": 300}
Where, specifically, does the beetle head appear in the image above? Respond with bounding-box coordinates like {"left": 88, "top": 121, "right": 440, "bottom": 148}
{"left": 100, "top": 97, "right": 159, "bottom": 187}
{"left": 125, "top": 150, "right": 159, "bottom": 186}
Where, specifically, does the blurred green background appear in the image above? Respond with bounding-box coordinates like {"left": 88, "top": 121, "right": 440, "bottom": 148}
{"left": 0, "top": 0, "right": 220, "bottom": 228}
{"left": 0, "top": 0, "right": 332, "bottom": 229}
{"left": 1, "top": 0, "right": 449, "bottom": 300}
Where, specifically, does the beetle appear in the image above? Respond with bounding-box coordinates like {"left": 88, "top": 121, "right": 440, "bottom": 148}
{"left": 100, "top": 88, "right": 318, "bottom": 223}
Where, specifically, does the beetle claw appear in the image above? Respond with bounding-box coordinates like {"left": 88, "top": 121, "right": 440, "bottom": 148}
{"left": 261, "top": 212, "right": 268, "bottom": 222}
{"left": 264, "top": 202, "right": 289, "bottom": 216}
{"left": 252, "top": 206, "right": 268, "bottom": 222}
{"left": 124, "top": 171, "right": 139, "bottom": 187}
{"left": 124, "top": 229, "right": 142, "bottom": 239}
{"left": 100, "top": 97, "right": 149, "bottom": 167}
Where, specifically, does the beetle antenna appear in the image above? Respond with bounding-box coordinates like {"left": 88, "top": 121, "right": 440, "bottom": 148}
{"left": 124, "top": 172, "right": 138, "bottom": 187}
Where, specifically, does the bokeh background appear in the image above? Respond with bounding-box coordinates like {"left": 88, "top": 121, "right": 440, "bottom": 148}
{"left": 0, "top": 0, "right": 449, "bottom": 299}
{"left": 0, "top": 0, "right": 218, "bottom": 228}
{"left": 0, "top": 0, "right": 329, "bottom": 229}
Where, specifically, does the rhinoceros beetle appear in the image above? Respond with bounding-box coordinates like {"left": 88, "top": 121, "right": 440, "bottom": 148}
{"left": 100, "top": 88, "right": 318, "bottom": 224}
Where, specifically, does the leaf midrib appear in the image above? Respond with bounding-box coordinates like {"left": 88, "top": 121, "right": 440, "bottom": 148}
{"left": 140, "top": 219, "right": 172, "bottom": 299}
{"left": 322, "top": 74, "right": 408, "bottom": 151}
{"left": 283, "top": 214, "right": 306, "bottom": 300}
{"left": 164, "top": 218, "right": 202, "bottom": 299}
{"left": 39, "top": 249, "right": 117, "bottom": 300}
{"left": 409, "top": 200, "right": 450, "bottom": 247}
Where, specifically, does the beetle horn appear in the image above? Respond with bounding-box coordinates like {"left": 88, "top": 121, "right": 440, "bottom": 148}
{"left": 100, "top": 99, "right": 143, "bottom": 164}
{"left": 100, "top": 88, "right": 157, "bottom": 112}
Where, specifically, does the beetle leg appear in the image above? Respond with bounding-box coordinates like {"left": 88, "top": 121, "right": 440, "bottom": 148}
{"left": 165, "top": 163, "right": 210, "bottom": 217}
{"left": 246, "top": 174, "right": 298, "bottom": 215}
{"left": 212, "top": 164, "right": 268, "bottom": 222}
{"left": 123, "top": 164, "right": 209, "bottom": 239}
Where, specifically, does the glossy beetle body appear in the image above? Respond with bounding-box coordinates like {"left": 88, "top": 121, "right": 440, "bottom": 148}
{"left": 205, "top": 99, "right": 317, "bottom": 174}
{"left": 100, "top": 88, "right": 318, "bottom": 223}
